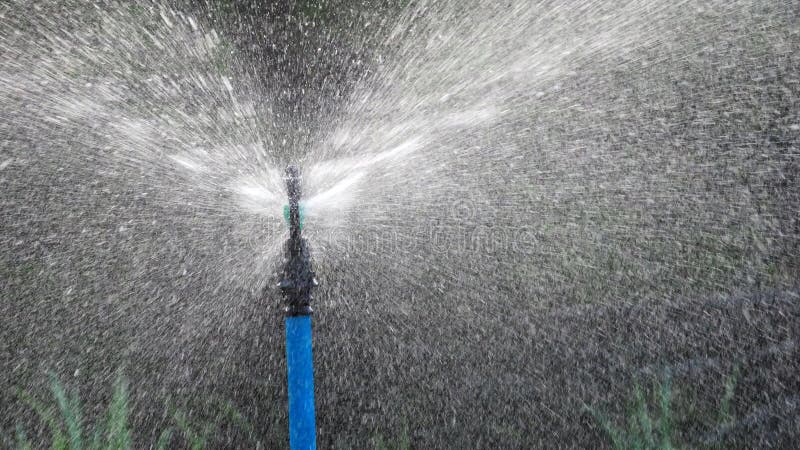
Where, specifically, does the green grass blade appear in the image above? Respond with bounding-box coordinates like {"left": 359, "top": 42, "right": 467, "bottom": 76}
{"left": 172, "top": 409, "right": 193, "bottom": 438}
{"left": 52, "top": 432, "right": 69, "bottom": 450}
{"left": 627, "top": 409, "right": 643, "bottom": 450}
{"left": 634, "top": 384, "right": 655, "bottom": 449}
{"left": 89, "top": 428, "right": 103, "bottom": 450}
{"left": 195, "top": 423, "right": 213, "bottom": 450}
{"left": 155, "top": 428, "right": 174, "bottom": 450}
{"left": 719, "top": 367, "right": 739, "bottom": 425}
{"left": 17, "top": 388, "right": 62, "bottom": 437}
{"left": 15, "top": 424, "right": 33, "bottom": 450}
{"left": 398, "top": 420, "right": 411, "bottom": 450}
{"left": 49, "top": 373, "right": 84, "bottom": 450}
{"left": 214, "top": 398, "right": 255, "bottom": 437}
{"left": 105, "top": 375, "right": 131, "bottom": 450}
{"left": 373, "top": 434, "right": 387, "bottom": 450}
{"left": 583, "top": 404, "right": 626, "bottom": 450}
{"left": 173, "top": 409, "right": 206, "bottom": 450}
{"left": 658, "top": 374, "right": 672, "bottom": 450}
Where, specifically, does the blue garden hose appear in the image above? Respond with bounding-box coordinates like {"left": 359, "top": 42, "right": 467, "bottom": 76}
{"left": 285, "top": 315, "right": 316, "bottom": 450}
{"left": 279, "top": 165, "right": 318, "bottom": 450}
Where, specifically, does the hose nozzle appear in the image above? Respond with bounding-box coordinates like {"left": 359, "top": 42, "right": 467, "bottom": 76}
{"left": 280, "top": 165, "right": 317, "bottom": 316}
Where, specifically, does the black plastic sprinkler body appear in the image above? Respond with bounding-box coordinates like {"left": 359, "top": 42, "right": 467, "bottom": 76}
{"left": 281, "top": 164, "right": 317, "bottom": 317}
{"left": 280, "top": 165, "right": 318, "bottom": 450}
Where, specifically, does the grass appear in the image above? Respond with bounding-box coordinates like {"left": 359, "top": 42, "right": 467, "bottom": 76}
{"left": 14, "top": 371, "right": 415, "bottom": 449}
{"left": 15, "top": 373, "right": 135, "bottom": 450}
{"left": 586, "top": 369, "right": 740, "bottom": 450}
{"left": 371, "top": 420, "right": 411, "bottom": 450}
{"left": 13, "top": 372, "right": 253, "bottom": 450}
{"left": 586, "top": 377, "right": 674, "bottom": 450}
{"left": 18, "top": 368, "right": 743, "bottom": 449}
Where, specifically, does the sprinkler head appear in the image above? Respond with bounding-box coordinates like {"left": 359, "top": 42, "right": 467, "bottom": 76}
{"left": 285, "top": 164, "right": 302, "bottom": 240}
{"left": 282, "top": 204, "right": 305, "bottom": 230}
{"left": 279, "top": 165, "right": 317, "bottom": 316}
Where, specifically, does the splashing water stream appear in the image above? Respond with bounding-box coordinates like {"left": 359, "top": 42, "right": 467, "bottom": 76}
{"left": 1, "top": 0, "right": 798, "bottom": 447}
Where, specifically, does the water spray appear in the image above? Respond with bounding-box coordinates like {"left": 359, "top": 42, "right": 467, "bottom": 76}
{"left": 280, "top": 165, "right": 318, "bottom": 449}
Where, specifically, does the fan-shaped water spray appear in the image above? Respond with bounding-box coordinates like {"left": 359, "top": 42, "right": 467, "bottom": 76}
{"left": 1, "top": 0, "right": 798, "bottom": 448}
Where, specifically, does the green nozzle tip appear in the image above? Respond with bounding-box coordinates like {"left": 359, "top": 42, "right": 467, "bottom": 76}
{"left": 283, "top": 204, "right": 305, "bottom": 229}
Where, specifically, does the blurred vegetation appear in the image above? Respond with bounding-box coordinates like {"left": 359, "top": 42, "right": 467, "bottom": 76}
{"left": 13, "top": 369, "right": 747, "bottom": 449}
{"left": 12, "top": 373, "right": 257, "bottom": 449}
{"left": 371, "top": 420, "right": 411, "bottom": 450}
{"left": 586, "top": 369, "right": 740, "bottom": 450}
{"left": 14, "top": 370, "right": 416, "bottom": 449}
